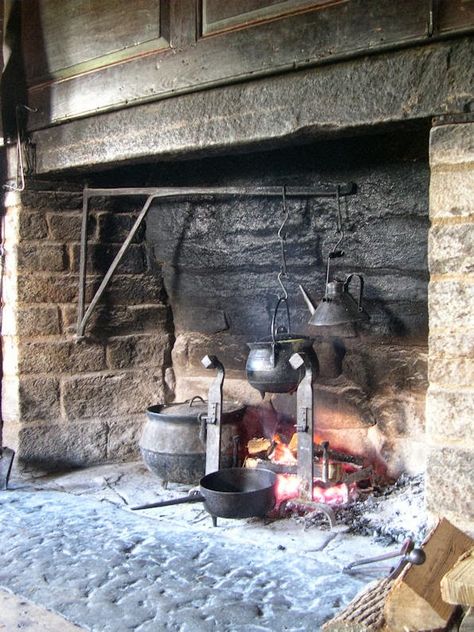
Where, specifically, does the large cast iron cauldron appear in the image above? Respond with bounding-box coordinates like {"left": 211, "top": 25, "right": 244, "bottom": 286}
{"left": 132, "top": 467, "right": 277, "bottom": 524}
{"left": 139, "top": 396, "right": 244, "bottom": 484}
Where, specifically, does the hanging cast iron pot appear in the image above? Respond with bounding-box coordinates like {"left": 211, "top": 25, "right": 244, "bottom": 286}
{"left": 246, "top": 297, "right": 318, "bottom": 397}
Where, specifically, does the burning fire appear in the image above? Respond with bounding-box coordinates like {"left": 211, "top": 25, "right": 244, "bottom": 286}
{"left": 269, "top": 433, "right": 297, "bottom": 465}
{"left": 269, "top": 433, "right": 357, "bottom": 507}
{"left": 275, "top": 475, "right": 354, "bottom": 506}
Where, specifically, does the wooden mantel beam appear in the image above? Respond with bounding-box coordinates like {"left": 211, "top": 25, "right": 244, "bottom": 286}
{"left": 29, "top": 37, "right": 473, "bottom": 175}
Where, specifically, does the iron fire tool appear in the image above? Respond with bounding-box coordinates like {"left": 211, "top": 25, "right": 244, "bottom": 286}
{"left": 0, "top": 446, "right": 15, "bottom": 490}
{"left": 343, "top": 538, "right": 426, "bottom": 579}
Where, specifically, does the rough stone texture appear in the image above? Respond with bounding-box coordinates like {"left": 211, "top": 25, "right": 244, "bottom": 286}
{"left": 97, "top": 212, "right": 146, "bottom": 243}
{"left": 425, "top": 446, "right": 474, "bottom": 517}
{"left": 426, "top": 119, "right": 474, "bottom": 530}
{"left": 69, "top": 242, "right": 146, "bottom": 274}
{"left": 172, "top": 333, "right": 249, "bottom": 377}
{"left": 18, "top": 339, "right": 106, "bottom": 374}
{"left": 19, "top": 376, "right": 61, "bottom": 422}
{"left": 106, "top": 334, "right": 171, "bottom": 370}
{"left": 312, "top": 381, "right": 376, "bottom": 429}
{"left": 370, "top": 394, "right": 426, "bottom": 440}
{"left": 1, "top": 187, "right": 172, "bottom": 470}
{"left": 429, "top": 222, "right": 474, "bottom": 275}
{"left": 61, "top": 303, "right": 171, "bottom": 336}
{"left": 429, "top": 354, "right": 474, "bottom": 387}
{"left": 15, "top": 421, "right": 108, "bottom": 470}
{"left": 430, "top": 122, "right": 474, "bottom": 167}
{"left": 342, "top": 345, "right": 428, "bottom": 394}
{"left": 18, "top": 210, "right": 48, "bottom": 241}
{"left": 61, "top": 371, "right": 165, "bottom": 421}
{"left": 2, "top": 375, "right": 61, "bottom": 423}
{"left": 429, "top": 279, "right": 474, "bottom": 328}
{"left": 106, "top": 415, "right": 144, "bottom": 461}
{"left": 17, "top": 273, "right": 93, "bottom": 304}
{"left": 430, "top": 165, "right": 474, "bottom": 218}
{"left": 2, "top": 304, "right": 61, "bottom": 336}
{"left": 16, "top": 242, "right": 67, "bottom": 272}
{"left": 46, "top": 211, "right": 97, "bottom": 241}
{"left": 426, "top": 387, "right": 474, "bottom": 444}
{"left": 429, "top": 327, "right": 474, "bottom": 358}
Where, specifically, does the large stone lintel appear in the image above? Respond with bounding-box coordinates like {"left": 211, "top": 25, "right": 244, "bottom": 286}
{"left": 31, "top": 38, "right": 474, "bottom": 175}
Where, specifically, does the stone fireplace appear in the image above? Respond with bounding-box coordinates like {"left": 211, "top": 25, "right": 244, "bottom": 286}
{"left": 0, "top": 1, "right": 472, "bottom": 536}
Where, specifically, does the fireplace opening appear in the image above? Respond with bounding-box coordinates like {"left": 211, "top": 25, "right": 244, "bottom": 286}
{"left": 2, "top": 115, "right": 473, "bottom": 631}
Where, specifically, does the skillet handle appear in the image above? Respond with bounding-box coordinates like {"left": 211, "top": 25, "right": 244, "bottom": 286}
{"left": 131, "top": 493, "right": 204, "bottom": 511}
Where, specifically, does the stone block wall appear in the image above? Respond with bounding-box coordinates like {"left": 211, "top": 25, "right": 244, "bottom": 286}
{"left": 1, "top": 185, "right": 172, "bottom": 471}
{"left": 426, "top": 118, "right": 474, "bottom": 534}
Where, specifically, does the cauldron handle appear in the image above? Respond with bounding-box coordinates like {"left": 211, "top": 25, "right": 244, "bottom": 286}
{"left": 189, "top": 395, "right": 206, "bottom": 407}
{"left": 271, "top": 296, "right": 291, "bottom": 343}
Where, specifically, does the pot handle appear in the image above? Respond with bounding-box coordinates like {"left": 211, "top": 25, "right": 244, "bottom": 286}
{"left": 188, "top": 395, "right": 206, "bottom": 407}
{"left": 271, "top": 296, "right": 291, "bottom": 343}
{"left": 344, "top": 273, "right": 365, "bottom": 311}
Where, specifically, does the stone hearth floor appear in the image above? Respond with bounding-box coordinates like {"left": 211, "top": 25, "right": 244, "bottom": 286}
{"left": 0, "top": 462, "right": 420, "bottom": 632}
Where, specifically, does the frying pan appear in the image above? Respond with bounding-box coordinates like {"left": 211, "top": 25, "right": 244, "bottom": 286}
{"left": 131, "top": 467, "right": 277, "bottom": 522}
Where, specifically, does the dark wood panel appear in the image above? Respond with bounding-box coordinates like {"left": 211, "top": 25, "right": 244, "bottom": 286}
{"left": 201, "top": 0, "right": 337, "bottom": 36}
{"left": 438, "top": 0, "right": 474, "bottom": 34}
{"left": 22, "top": 0, "right": 168, "bottom": 82}
{"left": 170, "top": 0, "right": 197, "bottom": 48}
{"left": 24, "top": 0, "right": 474, "bottom": 130}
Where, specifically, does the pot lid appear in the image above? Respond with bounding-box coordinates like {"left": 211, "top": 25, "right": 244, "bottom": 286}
{"left": 147, "top": 396, "right": 244, "bottom": 420}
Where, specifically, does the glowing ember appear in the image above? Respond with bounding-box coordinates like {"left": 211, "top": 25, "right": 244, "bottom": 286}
{"left": 276, "top": 474, "right": 300, "bottom": 501}
{"left": 312, "top": 482, "right": 356, "bottom": 506}
{"left": 275, "top": 475, "right": 357, "bottom": 507}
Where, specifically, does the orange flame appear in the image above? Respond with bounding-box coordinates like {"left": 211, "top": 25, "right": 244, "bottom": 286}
{"left": 270, "top": 434, "right": 297, "bottom": 465}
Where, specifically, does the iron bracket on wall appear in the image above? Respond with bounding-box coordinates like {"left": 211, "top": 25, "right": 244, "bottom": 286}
{"left": 76, "top": 183, "right": 357, "bottom": 339}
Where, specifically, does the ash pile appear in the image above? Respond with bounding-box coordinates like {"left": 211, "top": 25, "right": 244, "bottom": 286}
{"left": 327, "top": 473, "right": 428, "bottom": 544}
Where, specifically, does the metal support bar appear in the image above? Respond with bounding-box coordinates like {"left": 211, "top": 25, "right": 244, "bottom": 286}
{"left": 77, "top": 193, "right": 157, "bottom": 338}
{"left": 82, "top": 184, "right": 356, "bottom": 199}
{"left": 290, "top": 352, "right": 314, "bottom": 502}
{"left": 201, "top": 355, "right": 225, "bottom": 475}
{"left": 76, "top": 183, "right": 356, "bottom": 338}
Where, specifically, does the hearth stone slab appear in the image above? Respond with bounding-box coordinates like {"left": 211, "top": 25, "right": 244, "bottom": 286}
{"left": 0, "top": 463, "right": 398, "bottom": 632}
{"left": 0, "top": 589, "right": 85, "bottom": 631}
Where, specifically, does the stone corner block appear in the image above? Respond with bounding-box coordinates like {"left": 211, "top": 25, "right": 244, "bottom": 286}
{"left": 15, "top": 420, "right": 108, "bottom": 472}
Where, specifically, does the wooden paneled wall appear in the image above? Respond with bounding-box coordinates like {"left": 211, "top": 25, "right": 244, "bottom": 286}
{"left": 13, "top": 0, "right": 474, "bottom": 131}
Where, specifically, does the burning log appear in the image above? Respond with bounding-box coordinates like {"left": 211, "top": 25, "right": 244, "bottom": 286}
{"left": 244, "top": 457, "right": 297, "bottom": 475}
{"left": 384, "top": 518, "right": 474, "bottom": 631}
{"left": 322, "top": 577, "right": 392, "bottom": 631}
{"left": 247, "top": 437, "right": 272, "bottom": 457}
{"left": 246, "top": 436, "right": 364, "bottom": 466}
{"left": 245, "top": 457, "right": 371, "bottom": 486}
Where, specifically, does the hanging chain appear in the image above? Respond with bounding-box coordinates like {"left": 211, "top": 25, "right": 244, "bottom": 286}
{"left": 277, "top": 185, "right": 289, "bottom": 300}
{"left": 330, "top": 185, "right": 344, "bottom": 256}
{"left": 324, "top": 185, "right": 345, "bottom": 294}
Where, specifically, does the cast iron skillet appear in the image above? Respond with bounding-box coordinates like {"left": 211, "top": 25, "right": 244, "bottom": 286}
{"left": 131, "top": 467, "right": 277, "bottom": 521}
